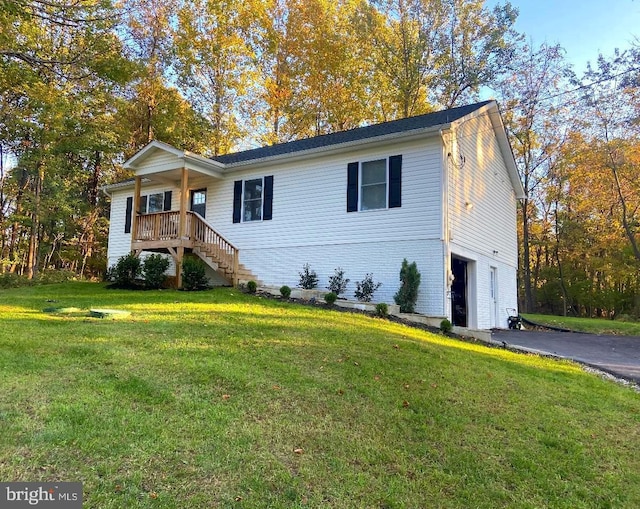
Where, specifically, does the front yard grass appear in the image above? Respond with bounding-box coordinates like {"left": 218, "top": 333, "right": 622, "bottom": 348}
{"left": 523, "top": 313, "right": 640, "bottom": 336}
{"left": 1, "top": 282, "right": 640, "bottom": 508}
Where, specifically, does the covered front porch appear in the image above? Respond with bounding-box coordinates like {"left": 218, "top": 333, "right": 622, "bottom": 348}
{"left": 124, "top": 141, "right": 241, "bottom": 287}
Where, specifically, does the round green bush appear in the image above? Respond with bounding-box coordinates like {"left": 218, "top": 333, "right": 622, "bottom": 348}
{"left": 143, "top": 254, "right": 170, "bottom": 289}
{"left": 181, "top": 257, "right": 209, "bottom": 291}
{"left": 280, "top": 285, "right": 291, "bottom": 299}
{"left": 440, "top": 319, "right": 452, "bottom": 333}
{"left": 247, "top": 280, "right": 258, "bottom": 293}
{"left": 110, "top": 253, "right": 142, "bottom": 288}
{"left": 375, "top": 302, "right": 389, "bottom": 317}
{"left": 324, "top": 292, "right": 337, "bottom": 305}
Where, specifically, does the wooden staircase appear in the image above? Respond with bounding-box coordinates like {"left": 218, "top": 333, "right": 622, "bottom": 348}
{"left": 132, "top": 210, "right": 259, "bottom": 286}
{"left": 189, "top": 212, "right": 259, "bottom": 286}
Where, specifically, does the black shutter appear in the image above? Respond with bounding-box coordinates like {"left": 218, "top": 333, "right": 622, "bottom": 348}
{"left": 263, "top": 175, "right": 273, "bottom": 221}
{"left": 347, "top": 162, "right": 359, "bottom": 212}
{"left": 389, "top": 155, "right": 402, "bottom": 208}
{"left": 233, "top": 180, "right": 242, "bottom": 223}
{"left": 163, "top": 191, "right": 172, "bottom": 211}
{"left": 124, "top": 196, "right": 133, "bottom": 234}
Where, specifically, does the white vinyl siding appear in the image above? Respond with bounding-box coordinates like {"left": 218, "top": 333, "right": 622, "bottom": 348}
{"left": 447, "top": 111, "right": 519, "bottom": 328}
{"left": 203, "top": 137, "right": 446, "bottom": 315}
{"left": 209, "top": 137, "right": 442, "bottom": 248}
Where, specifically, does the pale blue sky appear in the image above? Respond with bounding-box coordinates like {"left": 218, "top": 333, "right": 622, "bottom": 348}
{"left": 489, "top": 0, "right": 639, "bottom": 73}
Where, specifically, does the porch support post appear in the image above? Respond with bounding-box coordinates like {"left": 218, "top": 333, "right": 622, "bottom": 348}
{"left": 179, "top": 167, "right": 189, "bottom": 240}
{"left": 177, "top": 167, "right": 189, "bottom": 289}
{"left": 176, "top": 246, "right": 184, "bottom": 289}
{"left": 131, "top": 176, "right": 142, "bottom": 246}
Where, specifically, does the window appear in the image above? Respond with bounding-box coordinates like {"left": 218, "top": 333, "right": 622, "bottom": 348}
{"left": 243, "top": 178, "right": 263, "bottom": 222}
{"left": 360, "top": 159, "right": 387, "bottom": 210}
{"left": 347, "top": 155, "right": 402, "bottom": 212}
{"left": 233, "top": 176, "right": 273, "bottom": 223}
{"left": 144, "top": 193, "right": 165, "bottom": 213}
{"left": 125, "top": 191, "right": 172, "bottom": 233}
{"left": 192, "top": 190, "right": 206, "bottom": 206}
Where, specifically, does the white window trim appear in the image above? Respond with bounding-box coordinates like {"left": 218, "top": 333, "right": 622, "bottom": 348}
{"left": 242, "top": 177, "right": 264, "bottom": 222}
{"left": 359, "top": 158, "right": 388, "bottom": 212}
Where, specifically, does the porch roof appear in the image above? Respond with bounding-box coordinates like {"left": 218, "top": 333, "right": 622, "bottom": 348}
{"left": 124, "top": 140, "right": 224, "bottom": 180}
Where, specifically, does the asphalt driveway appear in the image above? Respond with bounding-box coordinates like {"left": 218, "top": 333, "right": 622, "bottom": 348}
{"left": 491, "top": 329, "right": 640, "bottom": 383}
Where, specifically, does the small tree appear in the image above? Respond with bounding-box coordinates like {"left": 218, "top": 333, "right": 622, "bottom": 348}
{"left": 327, "top": 267, "right": 350, "bottom": 296}
{"left": 354, "top": 273, "right": 382, "bottom": 302}
{"left": 394, "top": 259, "right": 421, "bottom": 313}
{"left": 298, "top": 263, "right": 319, "bottom": 289}
{"left": 143, "top": 254, "right": 170, "bottom": 289}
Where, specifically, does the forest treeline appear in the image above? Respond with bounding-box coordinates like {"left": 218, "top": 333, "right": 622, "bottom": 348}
{"left": 0, "top": 0, "right": 639, "bottom": 318}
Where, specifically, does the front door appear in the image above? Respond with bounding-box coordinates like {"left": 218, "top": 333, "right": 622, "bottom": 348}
{"left": 451, "top": 257, "right": 468, "bottom": 327}
{"left": 190, "top": 189, "right": 207, "bottom": 218}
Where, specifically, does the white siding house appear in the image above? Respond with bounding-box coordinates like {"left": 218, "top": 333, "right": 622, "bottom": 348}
{"left": 104, "top": 100, "right": 525, "bottom": 329}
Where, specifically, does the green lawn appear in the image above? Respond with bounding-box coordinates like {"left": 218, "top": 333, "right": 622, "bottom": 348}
{"left": 1, "top": 282, "right": 640, "bottom": 508}
{"left": 523, "top": 313, "right": 640, "bottom": 336}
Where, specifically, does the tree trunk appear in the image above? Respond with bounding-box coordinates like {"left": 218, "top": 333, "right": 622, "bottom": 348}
{"left": 521, "top": 198, "right": 534, "bottom": 312}
{"left": 26, "top": 162, "right": 44, "bottom": 279}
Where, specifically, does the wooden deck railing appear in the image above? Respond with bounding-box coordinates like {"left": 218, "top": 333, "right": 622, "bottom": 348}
{"left": 134, "top": 211, "right": 180, "bottom": 241}
{"left": 132, "top": 210, "right": 239, "bottom": 283}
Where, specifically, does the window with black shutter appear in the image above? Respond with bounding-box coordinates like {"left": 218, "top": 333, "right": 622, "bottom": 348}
{"left": 346, "top": 155, "right": 402, "bottom": 212}
{"left": 233, "top": 176, "right": 273, "bottom": 223}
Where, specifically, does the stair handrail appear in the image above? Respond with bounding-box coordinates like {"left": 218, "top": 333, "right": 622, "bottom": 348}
{"left": 187, "top": 211, "right": 239, "bottom": 251}
{"left": 188, "top": 211, "right": 239, "bottom": 285}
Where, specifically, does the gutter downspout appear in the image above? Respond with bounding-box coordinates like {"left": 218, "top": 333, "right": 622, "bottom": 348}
{"left": 440, "top": 128, "right": 452, "bottom": 321}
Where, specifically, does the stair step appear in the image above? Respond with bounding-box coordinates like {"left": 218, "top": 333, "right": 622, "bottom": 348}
{"left": 192, "top": 241, "right": 260, "bottom": 287}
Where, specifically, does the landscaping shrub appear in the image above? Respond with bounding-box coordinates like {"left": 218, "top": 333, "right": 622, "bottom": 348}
{"left": 280, "top": 285, "right": 291, "bottom": 299}
{"left": 247, "top": 280, "right": 258, "bottom": 293}
{"left": 354, "top": 273, "right": 382, "bottom": 302}
{"left": 0, "top": 273, "right": 32, "bottom": 289}
{"left": 440, "top": 319, "right": 452, "bottom": 333}
{"left": 375, "top": 302, "right": 389, "bottom": 318}
{"left": 37, "top": 269, "right": 77, "bottom": 285}
{"left": 110, "top": 253, "right": 142, "bottom": 288}
{"left": 143, "top": 254, "right": 170, "bottom": 289}
{"left": 324, "top": 292, "right": 337, "bottom": 305}
{"left": 0, "top": 269, "right": 77, "bottom": 289}
{"left": 327, "top": 268, "right": 350, "bottom": 296}
{"left": 298, "top": 263, "right": 319, "bottom": 289}
{"left": 394, "top": 259, "right": 421, "bottom": 313}
{"left": 181, "top": 257, "right": 209, "bottom": 291}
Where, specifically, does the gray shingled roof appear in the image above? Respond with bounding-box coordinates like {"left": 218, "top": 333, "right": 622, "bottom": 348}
{"left": 212, "top": 100, "right": 493, "bottom": 165}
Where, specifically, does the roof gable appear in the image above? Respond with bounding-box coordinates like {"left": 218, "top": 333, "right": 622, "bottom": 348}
{"left": 124, "top": 140, "right": 224, "bottom": 177}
